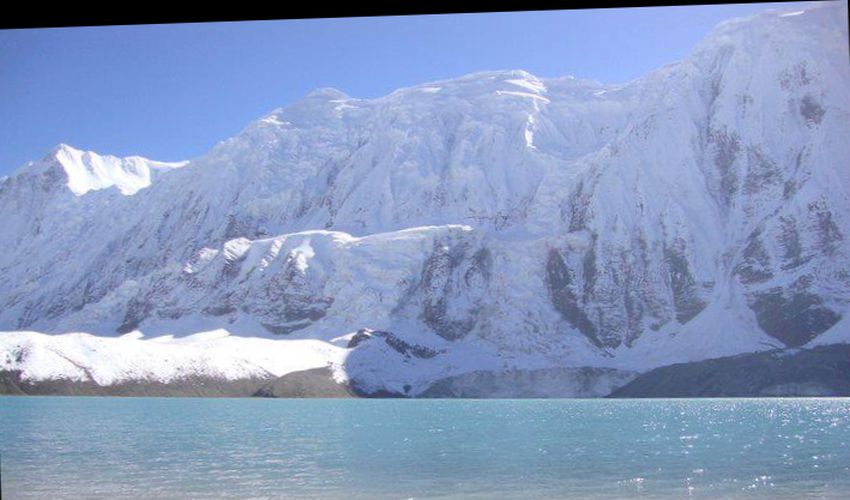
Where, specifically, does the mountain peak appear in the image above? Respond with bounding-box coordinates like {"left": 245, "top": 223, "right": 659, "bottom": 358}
{"left": 304, "top": 87, "right": 349, "bottom": 100}
{"left": 448, "top": 69, "right": 544, "bottom": 88}
{"left": 49, "top": 142, "right": 82, "bottom": 157}
{"left": 16, "top": 144, "right": 186, "bottom": 197}
{"left": 458, "top": 69, "right": 539, "bottom": 80}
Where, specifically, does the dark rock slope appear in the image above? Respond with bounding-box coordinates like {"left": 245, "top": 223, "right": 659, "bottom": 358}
{"left": 0, "top": 370, "right": 269, "bottom": 397}
{"left": 253, "top": 367, "right": 356, "bottom": 398}
{"left": 609, "top": 344, "right": 850, "bottom": 397}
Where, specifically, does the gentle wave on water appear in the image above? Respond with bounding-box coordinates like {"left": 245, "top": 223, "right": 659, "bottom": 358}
{"left": 2, "top": 397, "right": 849, "bottom": 499}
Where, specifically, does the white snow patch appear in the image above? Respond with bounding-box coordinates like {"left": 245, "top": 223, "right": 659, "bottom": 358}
{"left": 260, "top": 115, "right": 290, "bottom": 126}
{"left": 51, "top": 144, "right": 187, "bottom": 196}
{"left": 524, "top": 114, "right": 538, "bottom": 150}
{"left": 289, "top": 238, "right": 316, "bottom": 273}
{"left": 223, "top": 238, "right": 252, "bottom": 261}
{"left": 495, "top": 90, "right": 551, "bottom": 103}
{"left": 334, "top": 103, "right": 357, "bottom": 113}
{"left": 505, "top": 78, "right": 546, "bottom": 94}
{"left": 0, "top": 330, "right": 347, "bottom": 386}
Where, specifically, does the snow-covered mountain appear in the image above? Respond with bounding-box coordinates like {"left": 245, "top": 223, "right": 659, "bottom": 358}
{"left": 1, "top": 2, "right": 849, "bottom": 396}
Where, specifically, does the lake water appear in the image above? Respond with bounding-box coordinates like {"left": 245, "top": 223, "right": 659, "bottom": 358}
{"left": 1, "top": 397, "right": 849, "bottom": 499}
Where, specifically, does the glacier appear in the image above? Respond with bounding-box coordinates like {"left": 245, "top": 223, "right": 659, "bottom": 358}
{"left": 1, "top": 2, "right": 849, "bottom": 396}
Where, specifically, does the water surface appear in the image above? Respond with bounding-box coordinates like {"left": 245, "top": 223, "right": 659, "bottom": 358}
{"left": 1, "top": 397, "right": 849, "bottom": 498}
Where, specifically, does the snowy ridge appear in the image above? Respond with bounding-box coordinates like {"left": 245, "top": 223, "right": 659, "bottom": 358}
{"left": 1, "top": 2, "right": 849, "bottom": 394}
{"left": 13, "top": 143, "right": 187, "bottom": 196}
{"left": 0, "top": 330, "right": 345, "bottom": 385}
{"left": 50, "top": 144, "right": 187, "bottom": 196}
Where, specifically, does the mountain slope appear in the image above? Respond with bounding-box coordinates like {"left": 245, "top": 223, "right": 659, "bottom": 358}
{"left": 609, "top": 344, "right": 850, "bottom": 397}
{"left": 1, "top": 2, "right": 848, "bottom": 395}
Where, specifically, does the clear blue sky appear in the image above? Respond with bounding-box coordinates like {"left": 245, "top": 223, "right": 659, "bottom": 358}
{"left": 0, "top": 2, "right": 818, "bottom": 175}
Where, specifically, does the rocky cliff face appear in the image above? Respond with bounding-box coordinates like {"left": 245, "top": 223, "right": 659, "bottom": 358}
{"left": 0, "top": 3, "right": 848, "bottom": 394}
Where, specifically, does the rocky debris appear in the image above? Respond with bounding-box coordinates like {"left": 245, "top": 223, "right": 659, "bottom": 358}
{"left": 800, "top": 94, "right": 826, "bottom": 125}
{"left": 663, "top": 242, "right": 708, "bottom": 325}
{"left": 419, "top": 241, "right": 490, "bottom": 341}
{"left": 708, "top": 127, "right": 742, "bottom": 207}
{"left": 253, "top": 367, "right": 355, "bottom": 398}
{"left": 546, "top": 248, "right": 602, "bottom": 347}
{"left": 348, "top": 328, "right": 440, "bottom": 359}
{"left": 0, "top": 370, "right": 270, "bottom": 397}
{"left": 749, "top": 286, "right": 841, "bottom": 347}
{"left": 609, "top": 344, "right": 850, "bottom": 397}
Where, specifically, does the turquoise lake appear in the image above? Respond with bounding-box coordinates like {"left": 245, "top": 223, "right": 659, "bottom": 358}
{"left": 1, "top": 397, "right": 849, "bottom": 498}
